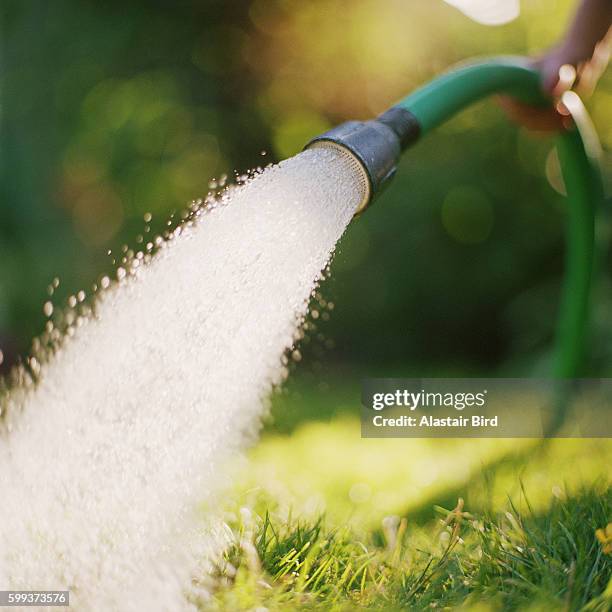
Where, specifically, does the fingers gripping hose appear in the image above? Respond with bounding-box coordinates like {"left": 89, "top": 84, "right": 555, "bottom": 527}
{"left": 306, "top": 57, "right": 603, "bottom": 378}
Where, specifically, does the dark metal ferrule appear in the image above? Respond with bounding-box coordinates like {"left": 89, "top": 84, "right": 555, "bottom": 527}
{"left": 376, "top": 106, "right": 421, "bottom": 150}
{"left": 305, "top": 106, "right": 420, "bottom": 213}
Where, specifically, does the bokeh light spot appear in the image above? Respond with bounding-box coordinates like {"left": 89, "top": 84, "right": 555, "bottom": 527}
{"left": 443, "top": 0, "right": 520, "bottom": 26}
{"left": 441, "top": 186, "right": 494, "bottom": 244}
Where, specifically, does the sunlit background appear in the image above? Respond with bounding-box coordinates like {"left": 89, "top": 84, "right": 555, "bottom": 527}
{"left": 1, "top": 0, "right": 610, "bottom": 379}
{"left": 2, "top": 3, "right": 611, "bottom": 606}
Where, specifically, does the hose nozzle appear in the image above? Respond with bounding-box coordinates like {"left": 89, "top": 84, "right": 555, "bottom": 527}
{"left": 305, "top": 107, "right": 420, "bottom": 214}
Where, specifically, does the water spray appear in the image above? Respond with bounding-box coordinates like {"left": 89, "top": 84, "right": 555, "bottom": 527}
{"left": 306, "top": 57, "right": 604, "bottom": 379}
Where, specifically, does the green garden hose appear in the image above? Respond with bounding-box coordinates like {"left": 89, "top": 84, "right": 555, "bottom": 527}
{"left": 307, "top": 57, "right": 604, "bottom": 378}
{"left": 396, "top": 57, "right": 546, "bottom": 131}
{"left": 397, "top": 57, "right": 600, "bottom": 378}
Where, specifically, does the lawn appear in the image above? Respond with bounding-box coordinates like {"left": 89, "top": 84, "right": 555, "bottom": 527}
{"left": 202, "top": 377, "right": 612, "bottom": 611}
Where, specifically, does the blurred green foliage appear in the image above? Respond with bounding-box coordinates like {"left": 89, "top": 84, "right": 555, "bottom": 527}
{"left": 1, "top": 0, "right": 610, "bottom": 374}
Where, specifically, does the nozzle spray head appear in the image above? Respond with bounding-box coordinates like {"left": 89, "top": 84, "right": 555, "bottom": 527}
{"left": 305, "top": 107, "right": 420, "bottom": 215}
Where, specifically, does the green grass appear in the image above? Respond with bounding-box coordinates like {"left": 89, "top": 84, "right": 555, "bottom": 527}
{"left": 208, "top": 488, "right": 611, "bottom": 611}
{"left": 203, "top": 379, "right": 612, "bottom": 611}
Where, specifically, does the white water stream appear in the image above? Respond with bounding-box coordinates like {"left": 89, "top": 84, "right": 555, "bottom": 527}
{"left": 0, "top": 147, "right": 363, "bottom": 610}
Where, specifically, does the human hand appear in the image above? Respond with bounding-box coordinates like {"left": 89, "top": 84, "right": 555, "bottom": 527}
{"left": 498, "top": 33, "right": 610, "bottom": 132}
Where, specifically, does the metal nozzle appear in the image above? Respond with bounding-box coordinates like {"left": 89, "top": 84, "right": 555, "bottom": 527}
{"left": 305, "top": 107, "right": 420, "bottom": 215}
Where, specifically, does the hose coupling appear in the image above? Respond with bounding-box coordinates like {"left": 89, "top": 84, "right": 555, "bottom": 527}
{"left": 305, "top": 106, "right": 420, "bottom": 214}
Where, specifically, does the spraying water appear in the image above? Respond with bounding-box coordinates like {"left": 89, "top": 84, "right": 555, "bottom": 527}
{"left": 0, "top": 147, "right": 363, "bottom": 611}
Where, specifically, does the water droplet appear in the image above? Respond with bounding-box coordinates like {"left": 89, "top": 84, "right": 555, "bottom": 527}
{"left": 29, "top": 357, "right": 41, "bottom": 376}
{"left": 43, "top": 301, "right": 54, "bottom": 317}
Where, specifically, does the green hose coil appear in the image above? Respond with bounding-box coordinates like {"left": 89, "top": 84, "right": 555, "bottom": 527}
{"left": 396, "top": 57, "right": 602, "bottom": 378}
